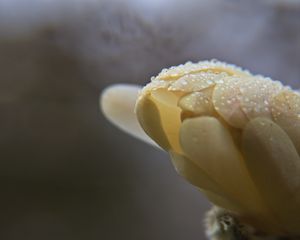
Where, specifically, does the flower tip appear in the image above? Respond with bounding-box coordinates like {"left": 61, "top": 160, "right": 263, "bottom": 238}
{"left": 100, "top": 84, "right": 159, "bottom": 148}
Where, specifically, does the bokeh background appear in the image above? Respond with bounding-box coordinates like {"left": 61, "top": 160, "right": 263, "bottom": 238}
{"left": 0, "top": 0, "right": 299, "bottom": 239}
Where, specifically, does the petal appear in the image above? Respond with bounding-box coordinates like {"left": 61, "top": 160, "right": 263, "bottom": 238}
{"left": 178, "top": 87, "right": 216, "bottom": 118}
{"left": 135, "top": 91, "right": 171, "bottom": 150}
{"left": 156, "top": 60, "right": 251, "bottom": 81}
{"left": 169, "top": 151, "right": 224, "bottom": 194}
{"left": 100, "top": 84, "right": 158, "bottom": 147}
{"left": 212, "top": 77, "right": 249, "bottom": 128}
{"left": 242, "top": 117, "right": 300, "bottom": 234}
{"left": 170, "top": 151, "right": 248, "bottom": 215}
{"left": 271, "top": 90, "right": 300, "bottom": 155}
{"left": 168, "top": 72, "right": 226, "bottom": 92}
{"left": 179, "top": 116, "right": 269, "bottom": 224}
{"left": 137, "top": 89, "right": 182, "bottom": 152}
{"left": 238, "top": 77, "right": 282, "bottom": 120}
{"left": 212, "top": 76, "right": 283, "bottom": 129}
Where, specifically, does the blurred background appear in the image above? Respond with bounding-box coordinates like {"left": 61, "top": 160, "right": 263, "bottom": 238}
{"left": 0, "top": 0, "right": 299, "bottom": 239}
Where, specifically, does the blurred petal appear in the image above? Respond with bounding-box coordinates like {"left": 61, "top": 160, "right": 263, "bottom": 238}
{"left": 242, "top": 117, "right": 300, "bottom": 234}
{"left": 100, "top": 84, "right": 158, "bottom": 147}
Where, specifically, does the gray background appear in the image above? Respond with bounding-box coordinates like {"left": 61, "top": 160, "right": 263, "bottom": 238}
{"left": 0, "top": 0, "right": 299, "bottom": 239}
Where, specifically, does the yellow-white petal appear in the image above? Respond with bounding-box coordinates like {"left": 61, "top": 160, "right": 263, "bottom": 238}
{"left": 170, "top": 151, "right": 246, "bottom": 214}
{"left": 156, "top": 60, "right": 251, "bottom": 81}
{"left": 178, "top": 87, "right": 215, "bottom": 118}
{"left": 242, "top": 117, "right": 300, "bottom": 234}
{"left": 135, "top": 92, "right": 171, "bottom": 150}
{"left": 100, "top": 84, "right": 158, "bottom": 147}
{"left": 179, "top": 116, "right": 269, "bottom": 224}
{"left": 271, "top": 90, "right": 300, "bottom": 155}
{"left": 136, "top": 89, "right": 182, "bottom": 152}
{"left": 169, "top": 151, "right": 224, "bottom": 193}
{"left": 212, "top": 77, "right": 249, "bottom": 128}
{"left": 212, "top": 76, "right": 283, "bottom": 129}
{"left": 238, "top": 77, "right": 282, "bottom": 120}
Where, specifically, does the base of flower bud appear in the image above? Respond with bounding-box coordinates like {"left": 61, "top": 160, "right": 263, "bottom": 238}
{"left": 205, "top": 207, "right": 300, "bottom": 240}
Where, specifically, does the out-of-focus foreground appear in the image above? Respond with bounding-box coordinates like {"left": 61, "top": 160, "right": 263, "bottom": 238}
{"left": 0, "top": 0, "right": 299, "bottom": 239}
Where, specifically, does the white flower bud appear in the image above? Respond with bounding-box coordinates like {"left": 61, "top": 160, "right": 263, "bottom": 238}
{"left": 135, "top": 60, "right": 300, "bottom": 235}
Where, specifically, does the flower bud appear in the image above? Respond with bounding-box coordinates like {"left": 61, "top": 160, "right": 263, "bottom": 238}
{"left": 135, "top": 60, "right": 300, "bottom": 235}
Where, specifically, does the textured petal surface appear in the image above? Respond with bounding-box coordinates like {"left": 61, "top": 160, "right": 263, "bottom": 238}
{"left": 271, "top": 90, "right": 300, "bottom": 154}
{"left": 242, "top": 118, "right": 300, "bottom": 234}
{"left": 121, "top": 60, "right": 300, "bottom": 234}
{"left": 168, "top": 72, "right": 226, "bottom": 92}
{"left": 212, "top": 76, "right": 284, "bottom": 129}
{"left": 178, "top": 87, "right": 215, "bottom": 118}
{"left": 238, "top": 77, "right": 282, "bottom": 120}
{"left": 212, "top": 77, "right": 249, "bottom": 128}
{"left": 156, "top": 60, "right": 251, "bottom": 81}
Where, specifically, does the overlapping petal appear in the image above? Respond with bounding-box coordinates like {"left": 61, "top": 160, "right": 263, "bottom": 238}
{"left": 101, "top": 60, "right": 300, "bottom": 235}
